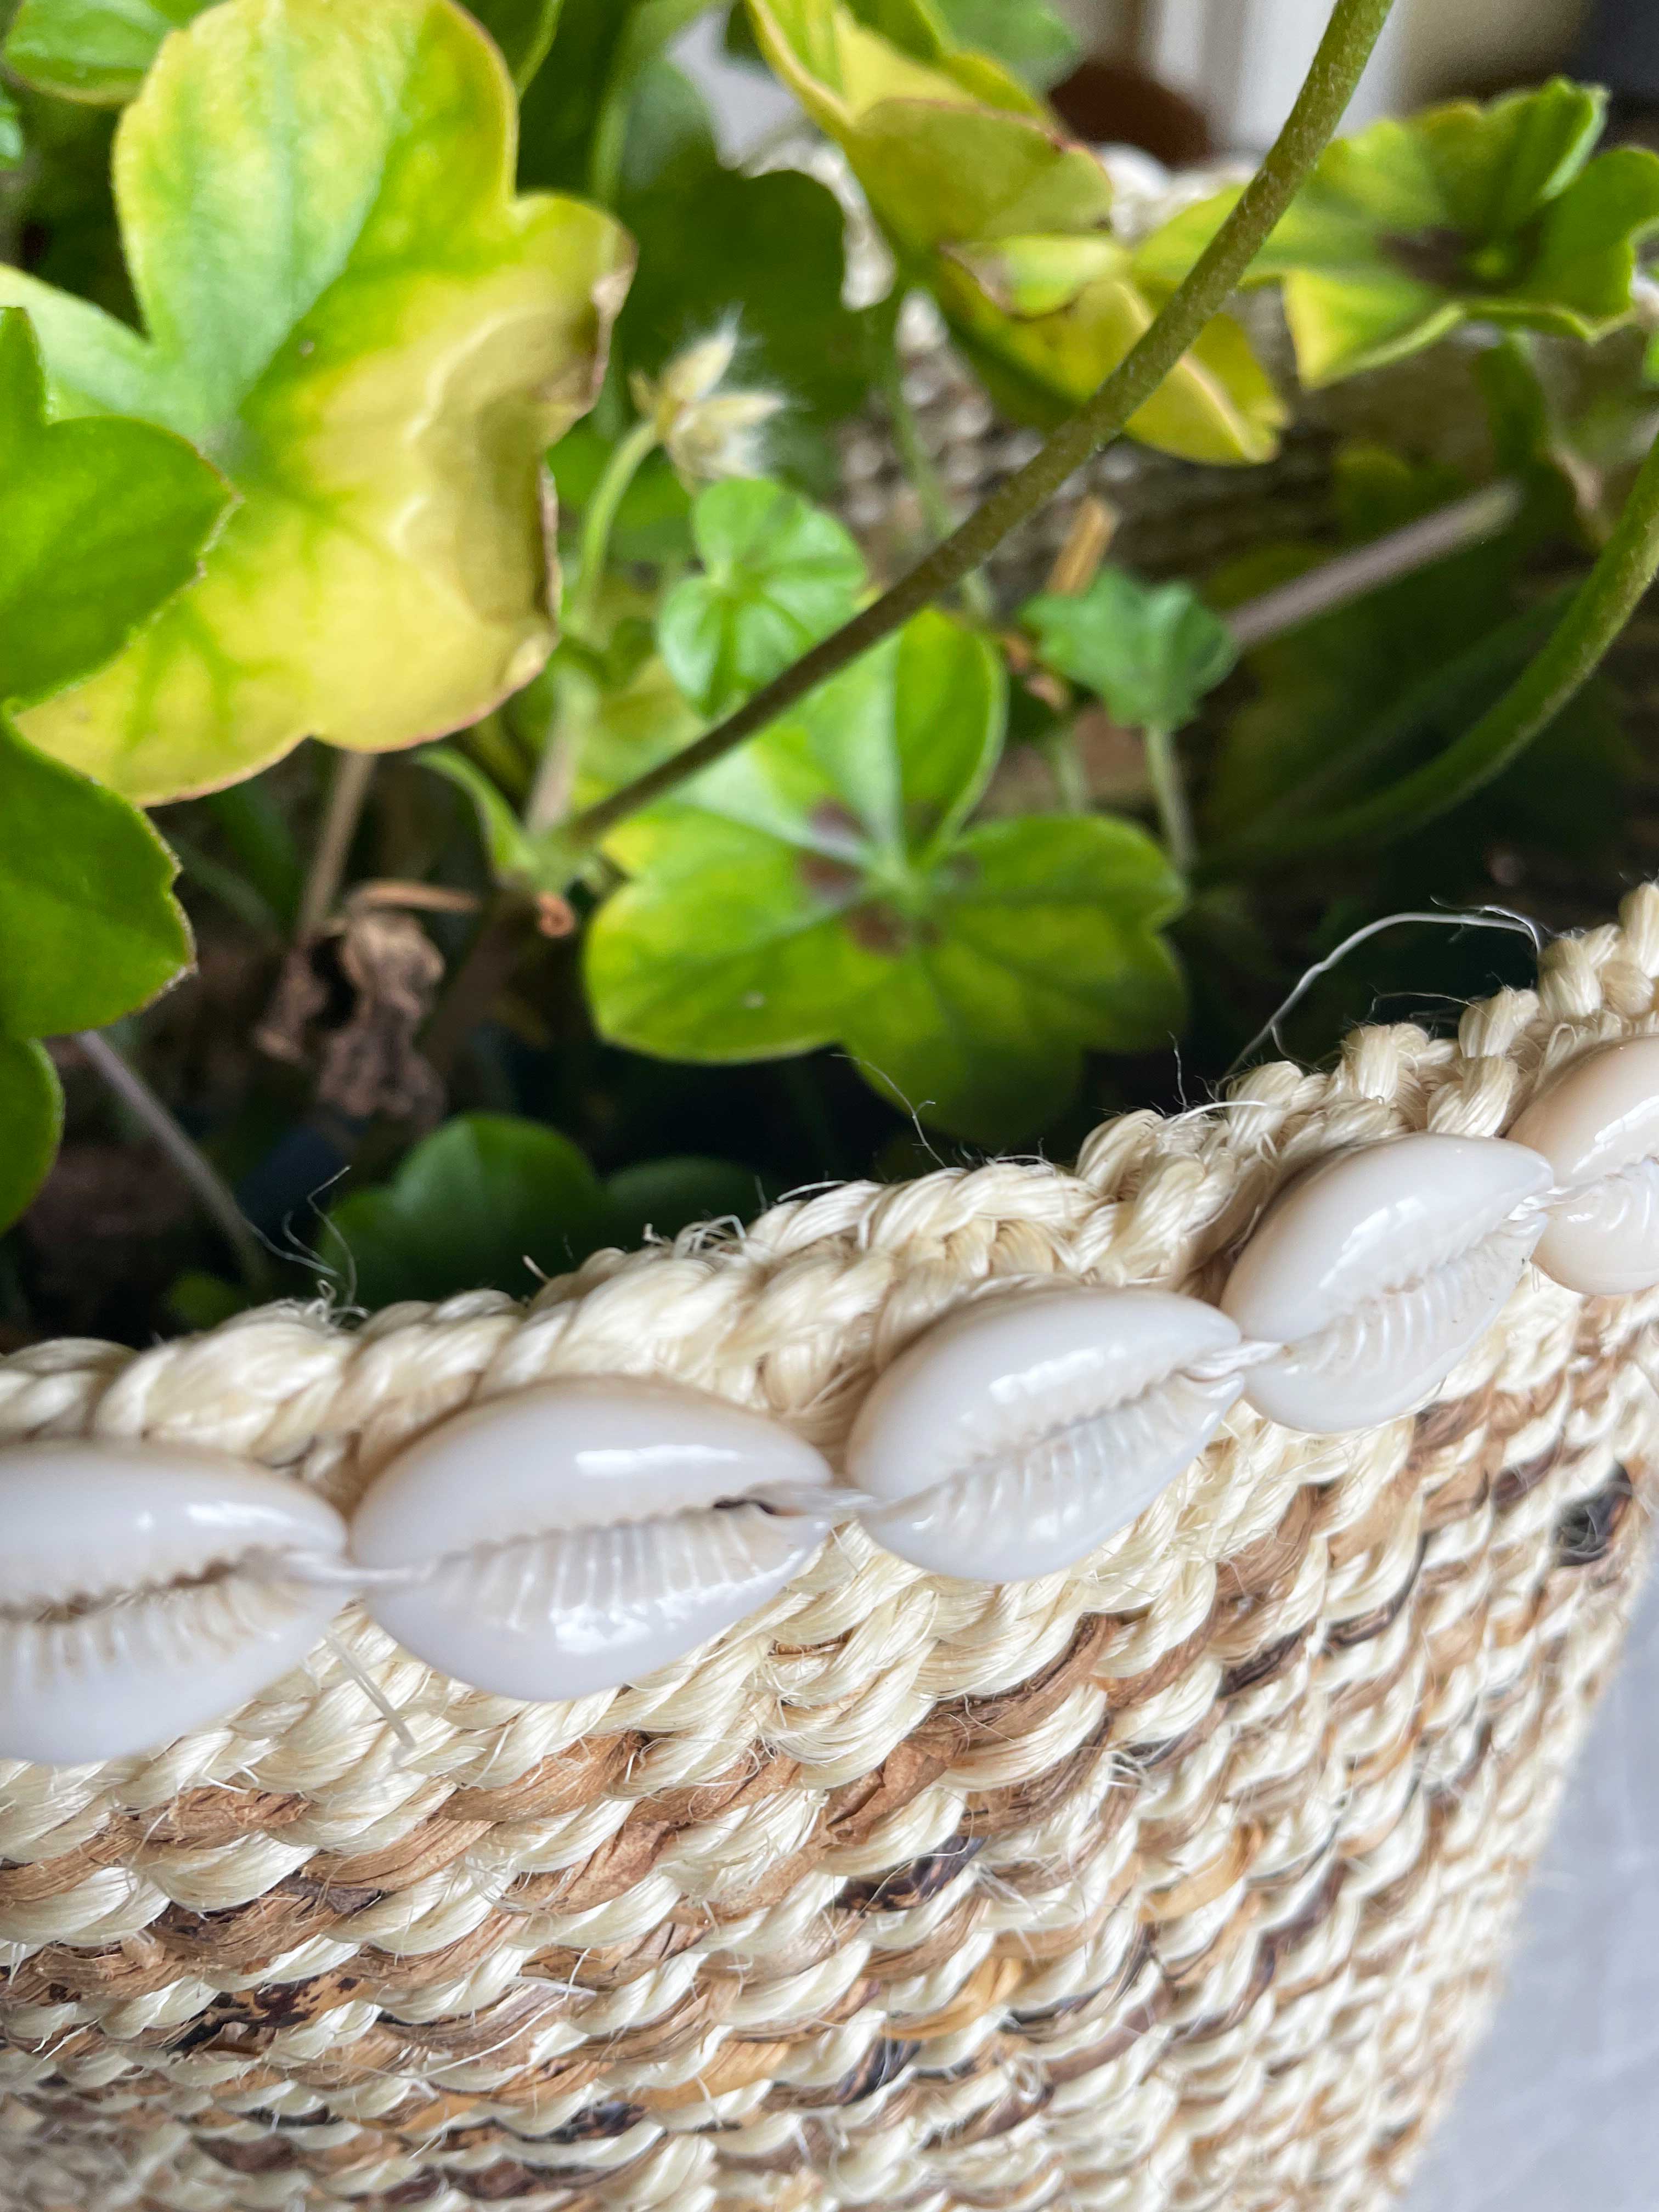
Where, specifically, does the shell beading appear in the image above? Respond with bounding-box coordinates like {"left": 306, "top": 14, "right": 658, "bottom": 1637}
{"left": 347, "top": 1375, "right": 836, "bottom": 1702}
{"left": 1510, "top": 1035, "right": 1659, "bottom": 1292}
{"left": 0, "top": 1442, "right": 348, "bottom": 1765}
{"left": 9, "top": 992, "right": 1659, "bottom": 1767}
{"left": 1218, "top": 1133, "right": 1550, "bottom": 1433}
{"left": 846, "top": 1288, "right": 1245, "bottom": 1579}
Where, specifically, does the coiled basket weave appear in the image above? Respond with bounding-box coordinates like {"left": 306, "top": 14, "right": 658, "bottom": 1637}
{"left": 5, "top": 890, "right": 1659, "bottom": 2212}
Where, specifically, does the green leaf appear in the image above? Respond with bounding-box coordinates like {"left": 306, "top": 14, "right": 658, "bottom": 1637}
{"left": 1136, "top": 80, "right": 1659, "bottom": 388}
{"left": 0, "top": 306, "right": 229, "bottom": 708}
{"left": 517, "top": 0, "right": 716, "bottom": 196}
{"left": 0, "top": 85, "right": 25, "bottom": 168}
{"left": 615, "top": 60, "right": 871, "bottom": 437}
{"left": 842, "top": 812, "right": 1186, "bottom": 1137}
{"left": 3, "top": 0, "right": 564, "bottom": 101}
{"left": 325, "top": 1112, "right": 760, "bottom": 1304}
{"left": 0, "top": 1039, "right": 62, "bottom": 1234}
{"left": 606, "top": 1154, "right": 762, "bottom": 1238}
{"left": 930, "top": 0, "right": 1077, "bottom": 91}
{"left": 328, "top": 1114, "right": 614, "bottom": 1307}
{"left": 588, "top": 607, "right": 1185, "bottom": 1143}
{"left": 0, "top": 714, "right": 192, "bottom": 1039}
{"left": 658, "top": 479, "right": 867, "bottom": 716}
{"left": 3, "top": 0, "right": 204, "bottom": 104}
{"left": 1199, "top": 440, "right": 1632, "bottom": 871}
{"left": 744, "top": 0, "right": 1283, "bottom": 462}
{"left": 1022, "top": 569, "right": 1237, "bottom": 731}
{"left": 2, "top": 0, "right": 632, "bottom": 804}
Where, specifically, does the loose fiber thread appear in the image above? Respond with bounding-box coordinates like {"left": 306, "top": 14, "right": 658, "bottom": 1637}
{"left": 2, "top": 888, "right": 1659, "bottom": 2212}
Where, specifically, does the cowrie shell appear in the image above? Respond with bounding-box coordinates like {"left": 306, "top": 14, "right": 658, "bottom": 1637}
{"left": 0, "top": 1442, "right": 347, "bottom": 1767}
{"left": 845, "top": 1289, "right": 1245, "bottom": 1582}
{"left": 348, "top": 1376, "right": 834, "bottom": 1702}
{"left": 1508, "top": 1036, "right": 1659, "bottom": 1293}
{"left": 1221, "top": 1133, "right": 1550, "bottom": 1435}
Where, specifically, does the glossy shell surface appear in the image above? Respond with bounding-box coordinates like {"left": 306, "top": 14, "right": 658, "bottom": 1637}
{"left": 1509, "top": 1036, "right": 1659, "bottom": 1293}
{"left": 349, "top": 1376, "right": 834, "bottom": 1702}
{"left": 1221, "top": 1133, "right": 1550, "bottom": 1435}
{"left": 0, "top": 1442, "right": 347, "bottom": 1767}
{"left": 845, "top": 1288, "right": 1244, "bottom": 1582}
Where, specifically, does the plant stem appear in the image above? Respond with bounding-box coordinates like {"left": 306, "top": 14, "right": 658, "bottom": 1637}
{"left": 567, "top": 417, "right": 660, "bottom": 643}
{"left": 297, "top": 750, "right": 375, "bottom": 940}
{"left": 1209, "top": 428, "right": 1659, "bottom": 867}
{"left": 557, "top": 0, "right": 1397, "bottom": 856}
{"left": 1144, "top": 724, "right": 1194, "bottom": 873}
{"left": 76, "top": 1029, "right": 273, "bottom": 1299}
{"left": 1227, "top": 481, "right": 1522, "bottom": 650}
{"left": 524, "top": 665, "right": 589, "bottom": 832}
{"left": 1045, "top": 729, "right": 1090, "bottom": 814}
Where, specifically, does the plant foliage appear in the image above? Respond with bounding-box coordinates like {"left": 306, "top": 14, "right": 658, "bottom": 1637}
{"left": 588, "top": 607, "right": 1185, "bottom": 1141}
{"left": 1, "top": 0, "right": 631, "bottom": 802}
{"left": 744, "top": 0, "right": 1286, "bottom": 460}
{"left": 1, "top": 0, "right": 1655, "bottom": 1342}
{"left": 0, "top": 307, "right": 213, "bottom": 1226}
{"left": 1138, "top": 80, "right": 1659, "bottom": 386}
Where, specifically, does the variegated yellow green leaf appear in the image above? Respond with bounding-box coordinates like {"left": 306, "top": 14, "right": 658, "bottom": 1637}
{"left": 745, "top": 0, "right": 1284, "bottom": 462}
{"left": 2, "top": 0, "right": 631, "bottom": 803}
{"left": 1135, "top": 80, "right": 1659, "bottom": 389}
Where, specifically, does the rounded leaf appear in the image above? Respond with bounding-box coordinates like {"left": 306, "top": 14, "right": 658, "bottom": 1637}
{"left": 4, "top": 0, "right": 633, "bottom": 802}
{"left": 0, "top": 1039, "right": 62, "bottom": 1232}
{"left": 328, "top": 1114, "right": 613, "bottom": 1308}
{"left": 657, "top": 479, "right": 866, "bottom": 718}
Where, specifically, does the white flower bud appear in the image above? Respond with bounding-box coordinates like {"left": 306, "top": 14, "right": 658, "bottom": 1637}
{"left": 633, "top": 327, "right": 785, "bottom": 484}
{"left": 667, "top": 390, "right": 787, "bottom": 483}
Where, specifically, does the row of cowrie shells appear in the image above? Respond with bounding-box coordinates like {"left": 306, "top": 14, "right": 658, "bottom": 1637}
{"left": 5, "top": 1037, "right": 1659, "bottom": 1768}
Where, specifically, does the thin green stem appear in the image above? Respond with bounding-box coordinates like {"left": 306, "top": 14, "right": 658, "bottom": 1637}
{"left": 558, "top": 0, "right": 1397, "bottom": 856}
{"left": 524, "top": 662, "right": 592, "bottom": 832}
{"left": 568, "top": 418, "right": 660, "bottom": 642}
{"left": 76, "top": 1029, "right": 273, "bottom": 1300}
{"left": 297, "top": 749, "right": 374, "bottom": 940}
{"left": 1045, "top": 728, "right": 1090, "bottom": 814}
{"left": 1144, "top": 724, "right": 1194, "bottom": 874}
{"left": 1207, "top": 429, "right": 1659, "bottom": 869}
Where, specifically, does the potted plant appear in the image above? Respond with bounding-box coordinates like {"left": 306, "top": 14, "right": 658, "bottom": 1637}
{"left": 1, "top": 2, "right": 1658, "bottom": 2206}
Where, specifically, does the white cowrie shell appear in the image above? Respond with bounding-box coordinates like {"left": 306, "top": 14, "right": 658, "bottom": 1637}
{"left": 845, "top": 1289, "right": 1245, "bottom": 1582}
{"left": 348, "top": 1376, "right": 834, "bottom": 1703}
{"left": 0, "top": 1443, "right": 347, "bottom": 1767}
{"left": 1508, "top": 1036, "right": 1659, "bottom": 1293}
{"left": 1221, "top": 1133, "right": 1550, "bottom": 1435}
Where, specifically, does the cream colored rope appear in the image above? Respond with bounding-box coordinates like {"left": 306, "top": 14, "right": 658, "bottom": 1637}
{"left": 0, "top": 888, "right": 1655, "bottom": 2212}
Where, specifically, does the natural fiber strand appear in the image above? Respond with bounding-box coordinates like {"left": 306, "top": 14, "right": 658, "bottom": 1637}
{"left": 4, "top": 887, "right": 1659, "bottom": 2211}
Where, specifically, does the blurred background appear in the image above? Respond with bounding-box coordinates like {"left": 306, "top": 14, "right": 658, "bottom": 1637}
{"left": 684, "top": 0, "right": 1657, "bottom": 166}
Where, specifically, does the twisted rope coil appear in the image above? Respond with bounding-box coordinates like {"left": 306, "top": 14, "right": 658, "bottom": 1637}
{"left": 2, "top": 888, "right": 1658, "bottom": 2212}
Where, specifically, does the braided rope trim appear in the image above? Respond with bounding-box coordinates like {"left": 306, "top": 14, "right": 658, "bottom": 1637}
{"left": 2, "top": 891, "right": 1658, "bottom": 2212}
{"left": 3, "top": 891, "right": 1656, "bottom": 1782}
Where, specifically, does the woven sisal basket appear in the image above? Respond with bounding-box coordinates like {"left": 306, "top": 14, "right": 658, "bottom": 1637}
{"left": 4, "top": 890, "right": 1659, "bottom": 2212}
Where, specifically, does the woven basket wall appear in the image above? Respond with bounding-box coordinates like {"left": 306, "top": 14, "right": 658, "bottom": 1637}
{"left": 4, "top": 890, "right": 1659, "bottom": 2212}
